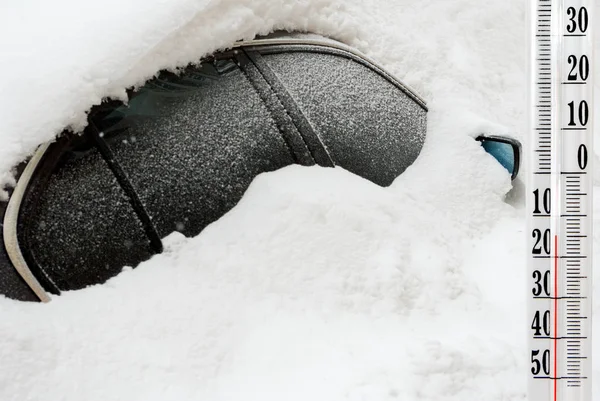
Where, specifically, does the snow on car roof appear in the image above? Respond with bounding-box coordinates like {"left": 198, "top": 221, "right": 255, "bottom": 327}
{"left": 0, "top": 0, "right": 358, "bottom": 198}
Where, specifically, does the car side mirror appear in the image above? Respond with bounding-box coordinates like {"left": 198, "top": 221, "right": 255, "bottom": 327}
{"left": 476, "top": 135, "right": 522, "bottom": 180}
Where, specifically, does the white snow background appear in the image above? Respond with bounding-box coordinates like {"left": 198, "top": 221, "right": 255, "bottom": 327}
{"left": 0, "top": 0, "right": 598, "bottom": 400}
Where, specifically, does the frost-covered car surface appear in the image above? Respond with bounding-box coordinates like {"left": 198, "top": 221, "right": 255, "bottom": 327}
{"left": 1, "top": 33, "right": 429, "bottom": 302}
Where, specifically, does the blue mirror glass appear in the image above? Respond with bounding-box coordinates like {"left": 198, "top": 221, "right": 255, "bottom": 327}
{"left": 480, "top": 139, "right": 516, "bottom": 176}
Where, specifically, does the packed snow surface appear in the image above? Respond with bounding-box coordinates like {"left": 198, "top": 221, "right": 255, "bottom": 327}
{"left": 0, "top": 0, "right": 599, "bottom": 400}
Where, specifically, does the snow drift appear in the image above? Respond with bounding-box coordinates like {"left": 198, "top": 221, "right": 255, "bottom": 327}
{"left": 0, "top": 0, "right": 599, "bottom": 400}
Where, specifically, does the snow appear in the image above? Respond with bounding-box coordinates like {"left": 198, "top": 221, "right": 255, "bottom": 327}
{"left": 0, "top": 0, "right": 353, "bottom": 199}
{"left": 0, "top": 1, "right": 597, "bottom": 401}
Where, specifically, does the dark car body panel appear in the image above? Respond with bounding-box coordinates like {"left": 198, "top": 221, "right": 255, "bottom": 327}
{"left": 1, "top": 35, "right": 427, "bottom": 301}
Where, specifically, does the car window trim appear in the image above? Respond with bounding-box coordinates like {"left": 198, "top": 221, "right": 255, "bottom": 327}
{"left": 236, "top": 38, "right": 427, "bottom": 111}
{"left": 3, "top": 143, "right": 53, "bottom": 302}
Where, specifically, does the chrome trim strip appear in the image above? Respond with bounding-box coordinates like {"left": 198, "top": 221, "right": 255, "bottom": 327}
{"left": 3, "top": 143, "right": 52, "bottom": 302}
{"left": 234, "top": 36, "right": 428, "bottom": 109}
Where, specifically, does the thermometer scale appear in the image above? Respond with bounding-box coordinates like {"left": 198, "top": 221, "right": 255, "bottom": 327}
{"left": 528, "top": 1, "right": 594, "bottom": 401}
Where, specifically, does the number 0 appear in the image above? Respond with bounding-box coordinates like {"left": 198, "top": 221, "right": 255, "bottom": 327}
{"left": 578, "top": 145, "right": 588, "bottom": 170}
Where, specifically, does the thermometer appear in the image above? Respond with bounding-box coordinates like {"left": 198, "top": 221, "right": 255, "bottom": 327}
{"left": 528, "top": 1, "right": 593, "bottom": 401}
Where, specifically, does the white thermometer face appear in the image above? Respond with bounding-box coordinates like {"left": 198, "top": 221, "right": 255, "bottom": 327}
{"left": 528, "top": 2, "right": 593, "bottom": 401}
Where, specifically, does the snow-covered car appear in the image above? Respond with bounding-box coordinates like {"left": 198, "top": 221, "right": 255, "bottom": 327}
{"left": 0, "top": 32, "right": 521, "bottom": 302}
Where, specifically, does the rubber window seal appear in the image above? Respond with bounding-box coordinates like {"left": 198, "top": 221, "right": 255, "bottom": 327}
{"left": 241, "top": 41, "right": 428, "bottom": 112}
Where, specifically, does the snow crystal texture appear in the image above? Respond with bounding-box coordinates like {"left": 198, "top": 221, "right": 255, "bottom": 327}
{"left": 0, "top": 0, "right": 599, "bottom": 401}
